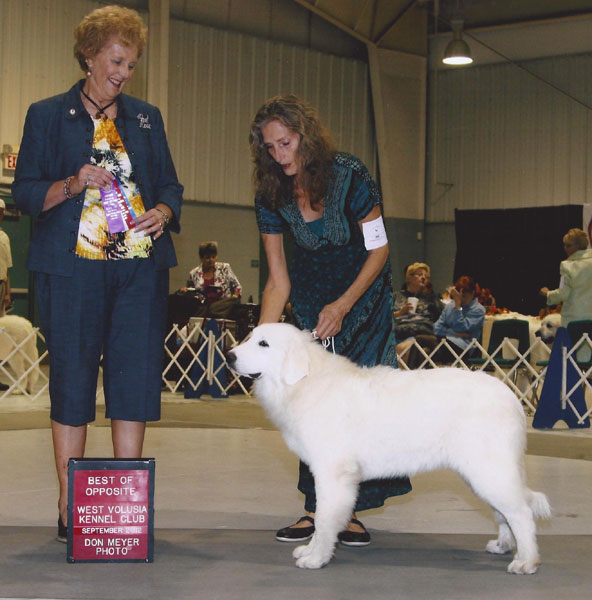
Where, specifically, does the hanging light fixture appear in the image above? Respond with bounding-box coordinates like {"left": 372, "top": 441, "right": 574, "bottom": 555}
{"left": 442, "top": 18, "right": 473, "bottom": 65}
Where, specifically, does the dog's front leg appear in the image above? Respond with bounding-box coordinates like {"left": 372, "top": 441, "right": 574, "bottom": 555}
{"left": 293, "top": 464, "right": 359, "bottom": 569}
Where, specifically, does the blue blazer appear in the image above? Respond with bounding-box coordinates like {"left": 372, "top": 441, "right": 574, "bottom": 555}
{"left": 12, "top": 80, "right": 183, "bottom": 275}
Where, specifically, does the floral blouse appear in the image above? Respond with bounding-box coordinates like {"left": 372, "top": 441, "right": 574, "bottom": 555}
{"left": 75, "top": 116, "right": 152, "bottom": 260}
{"left": 187, "top": 262, "right": 242, "bottom": 302}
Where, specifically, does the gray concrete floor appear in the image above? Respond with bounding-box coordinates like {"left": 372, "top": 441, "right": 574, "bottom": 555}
{"left": 1, "top": 390, "right": 592, "bottom": 599}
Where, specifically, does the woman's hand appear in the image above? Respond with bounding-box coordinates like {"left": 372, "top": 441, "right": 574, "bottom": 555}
{"left": 395, "top": 303, "right": 412, "bottom": 318}
{"left": 539, "top": 287, "right": 549, "bottom": 297}
{"left": 314, "top": 299, "right": 348, "bottom": 340}
{"left": 449, "top": 287, "right": 462, "bottom": 307}
{"left": 74, "top": 164, "right": 113, "bottom": 195}
{"left": 133, "top": 204, "right": 172, "bottom": 239}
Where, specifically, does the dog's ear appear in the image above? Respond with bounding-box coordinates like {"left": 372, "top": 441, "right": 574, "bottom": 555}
{"left": 281, "top": 342, "right": 310, "bottom": 385}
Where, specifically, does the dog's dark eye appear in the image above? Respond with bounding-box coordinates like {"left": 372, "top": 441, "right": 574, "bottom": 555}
{"left": 258, "top": 340, "right": 269, "bottom": 347}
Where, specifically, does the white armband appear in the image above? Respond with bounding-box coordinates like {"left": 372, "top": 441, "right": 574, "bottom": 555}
{"left": 362, "top": 216, "right": 388, "bottom": 250}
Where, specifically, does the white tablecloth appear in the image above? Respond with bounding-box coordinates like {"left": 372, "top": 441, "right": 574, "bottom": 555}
{"left": 481, "top": 312, "right": 549, "bottom": 365}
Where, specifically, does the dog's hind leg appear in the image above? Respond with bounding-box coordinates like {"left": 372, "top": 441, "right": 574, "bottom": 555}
{"left": 461, "top": 465, "right": 541, "bottom": 574}
{"left": 497, "top": 502, "right": 540, "bottom": 574}
{"left": 293, "top": 463, "right": 359, "bottom": 569}
{"left": 486, "top": 509, "right": 516, "bottom": 555}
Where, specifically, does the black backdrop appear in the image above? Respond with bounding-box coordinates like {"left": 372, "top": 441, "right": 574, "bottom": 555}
{"left": 454, "top": 205, "right": 584, "bottom": 316}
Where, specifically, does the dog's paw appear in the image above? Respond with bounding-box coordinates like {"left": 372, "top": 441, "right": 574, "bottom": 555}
{"left": 507, "top": 557, "right": 540, "bottom": 575}
{"left": 486, "top": 539, "right": 513, "bottom": 555}
{"left": 295, "top": 552, "right": 330, "bottom": 569}
{"left": 292, "top": 544, "right": 312, "bottom": 559}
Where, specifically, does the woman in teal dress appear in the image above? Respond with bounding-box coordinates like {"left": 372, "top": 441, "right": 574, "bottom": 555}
{"left": 249, "top": 95, "right": 411, "bottom": 546}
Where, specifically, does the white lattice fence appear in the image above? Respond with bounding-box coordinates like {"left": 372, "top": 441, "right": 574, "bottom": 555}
{"left": 396, "top": 336, "right": 552, "bottom": 413}
{"left": 0, "top": 327, "right": 48, "bottom": 400}
{"left": 163, "top": 321, "right": 250, "bottom": 396}
{"left": 561, "top": 334, "right": 592, "bottom": 425}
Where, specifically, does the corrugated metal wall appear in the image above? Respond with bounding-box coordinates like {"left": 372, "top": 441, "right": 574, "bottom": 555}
{"left": 0, "top": 0, "right": 147, "bottom": 166}
{"left": 2, "top": 0, "right": 373, "bottom": 203}
{"left": 427, "top": 52, "right": 592, "bottom": 223}
{"left": 167, "top": 18, "right": 375, "bottom": 206}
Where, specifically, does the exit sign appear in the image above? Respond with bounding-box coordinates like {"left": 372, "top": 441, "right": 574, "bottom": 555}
{"left": 3, "top": 153, "right": 17, "bottom": 170}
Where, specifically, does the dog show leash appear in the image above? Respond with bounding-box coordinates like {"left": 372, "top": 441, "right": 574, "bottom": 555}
{"left": 311, "top": 330, "right": 336, "bottom": 354}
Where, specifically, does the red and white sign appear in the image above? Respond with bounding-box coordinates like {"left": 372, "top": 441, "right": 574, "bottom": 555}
{"left": 3, "top": 153, "right": 17, "bottom": 170}
{"left": 68, "top": 461, "right": 154, "bottom": 562}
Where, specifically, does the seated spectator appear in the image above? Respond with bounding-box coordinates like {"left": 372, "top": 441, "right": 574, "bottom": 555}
{"left": 394, "top": 263, "right": 443, "bottom": 367}
{"left": 180, "top": 241, "right": 242, "bottom": 318}
{"left": 433, "top": 276, "right": 485, "bottom": 362}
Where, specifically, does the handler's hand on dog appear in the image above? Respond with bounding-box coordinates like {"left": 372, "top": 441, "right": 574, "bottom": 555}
{"left": 314, "top": 301, "right": 347, "bottom": 339}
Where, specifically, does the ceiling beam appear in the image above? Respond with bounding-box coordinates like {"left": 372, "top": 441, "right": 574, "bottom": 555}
{"left": 292, "top": 0, "right": 374, "bottom": 46}
{"left": 353, "top": 0, "right": 375, "bottom": 32}
{"left": 373, "top": 0, "right": 417, "bottom": 46}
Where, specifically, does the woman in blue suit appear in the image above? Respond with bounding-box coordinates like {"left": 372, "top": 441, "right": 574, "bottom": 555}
{"left": 12, "top": 5, "right": 183, "bottom": 543}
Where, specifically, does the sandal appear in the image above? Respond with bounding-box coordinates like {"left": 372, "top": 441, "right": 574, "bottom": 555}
{"left": 338, "top": 518, "right": 371, "bottom": 547}
{"left": 275, "top": 516, "right": 315, "bottom": 542}
{"left": 57, "top": 515, "right": 67, "bottom": 544}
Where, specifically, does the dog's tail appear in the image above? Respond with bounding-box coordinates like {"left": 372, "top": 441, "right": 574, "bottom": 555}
{"left": 527, "top": 490, "right": 552, "bottom": 520}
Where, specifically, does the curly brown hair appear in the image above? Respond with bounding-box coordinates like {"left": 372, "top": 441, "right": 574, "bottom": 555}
{"left": 249, "top": 95, "right": 336, "bottom": 211}
{"left": 74, "top": 5, "right": 147, "bottom": 71}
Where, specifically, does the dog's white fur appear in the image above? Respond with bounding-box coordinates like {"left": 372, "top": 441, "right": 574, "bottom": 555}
{"left": 0, "top": 315, "right": 40, "bottom": 394}
{"left": 227, "top": 323, "right": 551, "bottom": 574}
{"left": 535, "top": 313, "right": 562, "bottom": 343}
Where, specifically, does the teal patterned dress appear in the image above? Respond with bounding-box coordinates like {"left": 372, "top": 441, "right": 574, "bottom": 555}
{"left": 255, "top": 152, "right": 412, "bottom": 511}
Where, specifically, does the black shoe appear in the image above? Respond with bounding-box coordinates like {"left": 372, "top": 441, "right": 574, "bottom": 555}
{"left": 0, "top": 382, "right": 8, "bottom": 391}
{"left": 275, "top": 516, "right": 315, "bottom": 542}
{"left": 57, "top": 516, "right": 67, "bottom": 543}
{"left": 338, "top": 518, "right": 371, "bottom": 547}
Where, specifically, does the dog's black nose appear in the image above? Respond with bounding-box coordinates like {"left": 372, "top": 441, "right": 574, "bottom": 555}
{"left": 226, "top": 350, "right": 236, "bottom": 366}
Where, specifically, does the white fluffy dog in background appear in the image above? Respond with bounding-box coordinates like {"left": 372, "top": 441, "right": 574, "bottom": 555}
{"left": 0, "top": 315, "right": 40, "bottom": 394}
{"left": 227, "top": 323, "right": 551, "bottom": 574}
{"left": 535, "top": 312, "right": 562, "bottom": 344}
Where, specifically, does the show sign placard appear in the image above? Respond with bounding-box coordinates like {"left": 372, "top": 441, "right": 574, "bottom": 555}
{"left": 67, "top": 458, "right": 155, "bottom": 563}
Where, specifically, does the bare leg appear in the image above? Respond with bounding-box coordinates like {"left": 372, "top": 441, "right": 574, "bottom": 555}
{"left": 396, "top": 339, "right": 414, "bottom": 367}
{"left": 51, "top": 419, "right": 87, "bottom": 525}
{"left": 111, "top": 419, "right": 146, "bottom": 458}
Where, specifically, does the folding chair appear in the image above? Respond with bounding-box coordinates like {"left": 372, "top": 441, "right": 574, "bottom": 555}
{"left": 467, "top": 318, "right": 532, "bottom": 386}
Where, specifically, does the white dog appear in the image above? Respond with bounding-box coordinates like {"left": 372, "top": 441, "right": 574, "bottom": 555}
{"left": 0, "top": 315, "right": 40, "bottom": 394}
{"left": 535, "top": 312, "right": 562, "bottom": 344}
{"left": 227, "top": 323, "right": 551, "bottom": 574}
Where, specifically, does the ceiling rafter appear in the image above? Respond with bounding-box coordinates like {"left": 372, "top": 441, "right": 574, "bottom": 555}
{"left": 292, "top": 0, "right": 375, "bottom": 46}
{"left": 353, "top": 0, "right": 374, "bottom": 32}
{"left": 373, "top": 0, "right": 417, "bottom": 46}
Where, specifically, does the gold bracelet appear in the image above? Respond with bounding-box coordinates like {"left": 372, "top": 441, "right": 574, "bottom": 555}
{"left": 155, "top": 207, "right": 171, "bottom": 227}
